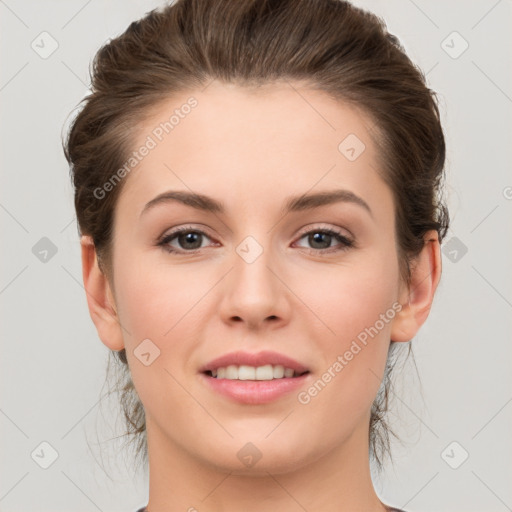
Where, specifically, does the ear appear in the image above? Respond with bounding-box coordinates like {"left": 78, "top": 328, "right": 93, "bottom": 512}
{"left": 80, "top": 235, "right": 125, "bottom": 351}
{"left": 390, "top": 230, "right": 442, "bottom": 343}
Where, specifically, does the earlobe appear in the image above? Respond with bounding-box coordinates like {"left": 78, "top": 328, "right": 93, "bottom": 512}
{"left": 80, "top": 235, "right": 125, "bottom": 351}
{"left": 390, "top": 230, "right": 442, "bottom": 343}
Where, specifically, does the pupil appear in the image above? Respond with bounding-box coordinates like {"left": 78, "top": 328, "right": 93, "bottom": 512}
{"left": 180, "top": 232, "right": 202, "bottom": 249}
{"left": 310, "top": 232, "right": 330, "bottom": 249}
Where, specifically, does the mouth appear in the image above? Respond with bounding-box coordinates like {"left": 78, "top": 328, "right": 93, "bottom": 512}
{"left": 203, "top": 364, "right": 310, "bottom": 380}
{"left": 198, "top": 350, "right": 311, "bottom": 404}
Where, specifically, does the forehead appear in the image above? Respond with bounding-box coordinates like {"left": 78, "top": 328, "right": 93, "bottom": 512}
{"left": 115, "top": 80, "right": 391, "bottom": 221}
{"left": 140, "top": 80, "right": 378, "bottom": 160}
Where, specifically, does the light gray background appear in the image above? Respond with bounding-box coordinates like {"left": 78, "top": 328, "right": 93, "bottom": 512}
{"left": 1, "top": 1, "right": 511, "bottom": 511}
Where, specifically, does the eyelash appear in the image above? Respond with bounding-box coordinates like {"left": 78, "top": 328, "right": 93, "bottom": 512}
{"left": 157, "top": 224, "right": 355, "bottom": 255}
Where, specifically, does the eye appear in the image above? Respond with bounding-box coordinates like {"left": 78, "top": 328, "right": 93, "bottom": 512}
{"left": 294, "top": 227, "right": 354, "bottom": 253}
{"left": 157, "top": 225, "right": 354, "bottom": 255}
{"left": 157, "top": 226, "right": 215, "bottom": 254}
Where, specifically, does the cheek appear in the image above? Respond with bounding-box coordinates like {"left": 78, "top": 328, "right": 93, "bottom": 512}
{"left": 293, "top": 249, "right": 398, "bottom": 411}
{"left": 295, "top": 246, "right": 399, "bottom": 344}
{"left": 113, "top": 252, "right": 207, "bottom": 341}
{"left": 112, "top": 260, "right": 202, "bottom": 416}
{"left": 112, "top": 255, "right": 211, "bottom": 399}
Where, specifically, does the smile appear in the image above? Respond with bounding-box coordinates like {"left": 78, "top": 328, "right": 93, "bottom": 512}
{"left": 206, "top": 364, "right": 309, "bottom": 380}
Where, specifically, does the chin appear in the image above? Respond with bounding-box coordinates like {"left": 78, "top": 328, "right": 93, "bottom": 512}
{"left": 193, "top": 433, "right": 317, "bottom": 476}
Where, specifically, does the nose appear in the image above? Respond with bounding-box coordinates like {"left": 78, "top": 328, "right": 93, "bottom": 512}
{"left": 218, "top": 241, "right": 291, "bottom": 331}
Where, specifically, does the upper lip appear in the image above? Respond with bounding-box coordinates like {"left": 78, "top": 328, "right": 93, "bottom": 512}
{"left": 199, "top": 350, "right": 309, "bottom": 374}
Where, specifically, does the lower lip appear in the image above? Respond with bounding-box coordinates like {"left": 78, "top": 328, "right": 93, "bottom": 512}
{"left": 200, "top": 372, "right": 310, "bottom": 405}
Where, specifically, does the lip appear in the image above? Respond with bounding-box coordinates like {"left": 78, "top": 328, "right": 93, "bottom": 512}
{"left": 198, "top": 350, "right": 311, "bottom": 405}
{"left": 199, "top": 350, "right": 309, "bottom": 374}
{"left": 199, "top": 372, "right": 311, "bottom": 405}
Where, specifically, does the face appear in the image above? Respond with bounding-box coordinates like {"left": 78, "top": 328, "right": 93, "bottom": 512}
{"left": 104, "top": 80, "right": 408, "bottom": 474}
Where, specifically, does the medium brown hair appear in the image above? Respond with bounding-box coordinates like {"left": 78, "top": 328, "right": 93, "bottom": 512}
{"left": 63, "top": 0, "right": 449, "bottom": 472}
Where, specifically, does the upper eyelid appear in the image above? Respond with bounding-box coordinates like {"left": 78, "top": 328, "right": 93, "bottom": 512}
{"left": 295, "top": 224, "right": 352, "bottom": 239}
{"left": 161, "top": 223, "right": 350, "bottom": 237}
{"left": 161, "top": 224, "right": 216, "bottom": 241}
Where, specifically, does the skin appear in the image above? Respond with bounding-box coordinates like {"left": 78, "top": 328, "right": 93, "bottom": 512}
{"left": 81, "top": 80, "right": 441, "bottom": 512}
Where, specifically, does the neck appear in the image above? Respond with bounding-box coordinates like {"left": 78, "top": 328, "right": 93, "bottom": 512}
{"left": 144, "top": 418, "right": 388, "bottom": 512}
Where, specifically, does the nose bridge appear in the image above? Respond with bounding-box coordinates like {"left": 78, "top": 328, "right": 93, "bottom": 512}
{"left": 219, "top": 233, "right": 289, "bottom": 328}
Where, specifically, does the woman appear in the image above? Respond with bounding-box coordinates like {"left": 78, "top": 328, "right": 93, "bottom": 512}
{"left": 63, "top": 0, "right": 449, "bottom": 510}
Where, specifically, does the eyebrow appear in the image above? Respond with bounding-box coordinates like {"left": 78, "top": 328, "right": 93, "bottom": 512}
{"left": 140, "top": 189, "right": 373, "bottom": 219}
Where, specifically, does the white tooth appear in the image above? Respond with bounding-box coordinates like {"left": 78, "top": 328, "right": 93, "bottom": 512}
{"left": 272, "top": 365, "right": 285, "bottom": 379}
{"left": 284, "top": 368, "right": 294, "bottom": 378}
{"left": 255, "top": 364, "right": 274, "bottom": 380}
{"left": 238, "top": 365, "right": 256, "bottom": 380}
{"left": 213, "top": 364, "right": 302, "bottom": 380}
{"left": 226, "top": 365, "right": 238, "bottom": 379}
